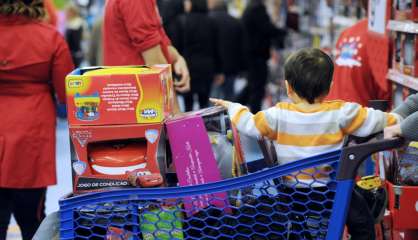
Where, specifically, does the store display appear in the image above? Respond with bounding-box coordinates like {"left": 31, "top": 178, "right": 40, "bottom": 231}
{"left": 397, "top": 142, "right": 418, "bottom": 185}
{"left": 69, "top": 122, "right": 166, "bottom": 194}
{"left": 393, "top": 0, "right": 418, "bottom": 21}
{"left": 394, "top": 32, "right": 403, "bottom": 71}
{"left": 403, "top": 33, "right": 418, "bottom": 76}
{"left": 65, "top": 65, "right": 175, "bottom": 126}
{"left": 391, "top": 31, "right": 418, "bottom": 77}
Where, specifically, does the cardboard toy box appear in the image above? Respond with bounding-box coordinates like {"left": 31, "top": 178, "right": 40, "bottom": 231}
{"left": 393, "top": 32, "right": 403, "bottom": 72}
{"left": 391, "top": 32, "right": 418, "bottom": 77}
{"left": 70, "top": 123, "right": 167, "bottom": 194}
{"left": 165, "top": 107, "right": 272, "bottom": 212}
{"left": 65, "top": 65, "right": 175, "bottom": 126}
{"left": 402, "top": 33, "right": 418, "bottom": 77}
{"left": 393, "top": 0, "right": 418, "bottom": 21}
{"left": 386, "top": 181, "right": 418, "bottom": 230}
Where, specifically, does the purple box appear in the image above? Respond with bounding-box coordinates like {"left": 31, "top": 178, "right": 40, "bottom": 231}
{"left": 165, "top": 109, "right": 228, "bottom": 213}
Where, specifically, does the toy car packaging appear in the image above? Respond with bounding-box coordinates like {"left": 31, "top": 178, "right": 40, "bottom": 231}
{"left": 165, "top": 106, "right": 273, "bottom": 212}
{"left": 65, "top": 65, "right": 175, "bottom": 126}
{"left": 70, "top": 123, "right": 167, "bottom": 194}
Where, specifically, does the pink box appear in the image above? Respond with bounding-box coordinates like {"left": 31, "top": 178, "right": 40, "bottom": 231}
{"left": 166, "top": 112, "right": 227, "bottom": 213}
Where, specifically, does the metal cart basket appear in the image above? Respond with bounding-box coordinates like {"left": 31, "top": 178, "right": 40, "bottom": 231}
{"left": 60, "top": 138, "right": 403, "bottom": 240}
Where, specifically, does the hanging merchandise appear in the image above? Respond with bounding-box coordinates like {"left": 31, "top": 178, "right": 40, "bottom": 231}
{"left": 393, "top": 0, "right": 418, "bottom": 21}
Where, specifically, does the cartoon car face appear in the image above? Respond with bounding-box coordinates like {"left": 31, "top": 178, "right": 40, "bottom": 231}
{"left": 127, "top": 170, "right": 163, "bottom": 187}
{"left": 89, "top": 142, "right": 148, "bottom": 176}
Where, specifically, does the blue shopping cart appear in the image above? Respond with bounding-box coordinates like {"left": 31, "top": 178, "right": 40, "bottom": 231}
{"left": 59, "top": 138, "right": 404, "bottom": 240}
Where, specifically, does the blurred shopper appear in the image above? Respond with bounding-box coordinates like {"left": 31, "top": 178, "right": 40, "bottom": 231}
{"left": 239, "top": 0, "right": 286, "bottom": 112}
{"left": 172, "top": 0, "right": 221, "bottom": 111}
{"left": 44, "top": 0, "right": 57, "bottom": 26}
{"left": 103, "top": 0, "right": 190, "bottom": 100}
{"left": 159, "top": 0, "right": 184, "bottom": 42}
{"left": 209, "top": 0, "right": 247, "bottom": 101}
{"left": 326, "top": 0, "right": 391, "bottom": 106}
{"left": 0, "top": 1, "right": 74, "bottom": 239}
{"left": 88, "top": 17, "right": 103, "bottom": 66}
{"left": 65, "top": 4, "right": 86, "bottom": 68}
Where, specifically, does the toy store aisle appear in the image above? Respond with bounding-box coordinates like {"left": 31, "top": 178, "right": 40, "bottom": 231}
{"left": 6, "top": 119, "right": 72, "bottom": 240}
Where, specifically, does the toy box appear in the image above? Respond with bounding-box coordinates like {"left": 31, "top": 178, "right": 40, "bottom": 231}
{"left": 386, "top": 181, "right": 418, "bottom": 230}
{"left": 393, "top": 0, "right": 418, "bottom": 21}
{"left": 70, "top": 123, "right": 167, "bottom": 194}
{"left": 391, "top": 32, "right": 418, "bottom": 77}
{"left": 393, "top": 32, "right": 403, "bottom": 71}
{"left": 66, "top": 65, "right": 175, "bottom": 126}
{"left": 402, "top": 33, "right": 418, "bottom": 77}
{"left": 165, "top": 107, "right": 272, "bottom": 212}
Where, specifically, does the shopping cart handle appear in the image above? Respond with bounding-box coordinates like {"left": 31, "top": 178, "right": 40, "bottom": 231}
{"left": 336, "top": 137, "right": 405, "bottom": 180}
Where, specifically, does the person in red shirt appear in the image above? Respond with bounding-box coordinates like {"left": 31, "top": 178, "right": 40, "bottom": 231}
{"left": 0, "top": 1, "right": 74, "bottom": 239}
{"left": 44, "top": 0, "right": 57, "bottom": 27}
{"left": 326, "top": 0, "right": 390, "bottom": 107}
{"left": 103, "top": 0, "right": 191, "bottom": 102}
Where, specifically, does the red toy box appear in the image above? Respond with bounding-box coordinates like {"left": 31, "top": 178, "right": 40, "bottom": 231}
{"left": 65, "top": 65, "right": 175, "bottom": 126}
{"left": 393, "top": 0, "right": 418, "bottom": 21}
{"left": 386, "top": 181, "right": 418, "bottom": 230}
{"left": 69, "top": 123, "right": 167, "bottom": 194}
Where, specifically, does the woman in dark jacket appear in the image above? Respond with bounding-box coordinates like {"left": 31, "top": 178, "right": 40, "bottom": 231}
{"left": 173, "top": 0, "right": 221, "bottom": 111}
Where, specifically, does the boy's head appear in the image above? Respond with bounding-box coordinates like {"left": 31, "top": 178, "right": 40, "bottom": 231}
{"left": 284, "top": 48, "right": 334, "bottom": 104}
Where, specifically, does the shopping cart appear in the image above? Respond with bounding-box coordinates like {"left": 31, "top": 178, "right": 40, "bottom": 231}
{"left": 59, "top": 138, "right": 404, "bottom": 240}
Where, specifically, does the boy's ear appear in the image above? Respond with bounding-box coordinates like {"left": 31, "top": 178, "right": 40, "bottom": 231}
{"left": 285, "top": 80, "right": 292, "bottom": 95}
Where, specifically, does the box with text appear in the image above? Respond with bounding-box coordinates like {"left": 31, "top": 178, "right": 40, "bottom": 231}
{"left": 66, "top": 65, "right": 174, "bottom": 126}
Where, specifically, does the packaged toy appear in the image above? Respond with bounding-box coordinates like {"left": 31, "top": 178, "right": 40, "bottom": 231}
{"left": 66, "top": 65, "right": 175, "bottom": 126}
{"left": 70, "top": 124, "right": 166, "bottom": 194}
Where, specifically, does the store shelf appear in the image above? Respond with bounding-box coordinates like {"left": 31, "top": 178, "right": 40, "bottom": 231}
{"left": 387, "top": 69, "right": 418, "bottom": 91}
{"left": 333, "top": 16, "right": 357, "bottom": 27}
{"left": 387, "top": 20, "right": 418, "bottom": 34}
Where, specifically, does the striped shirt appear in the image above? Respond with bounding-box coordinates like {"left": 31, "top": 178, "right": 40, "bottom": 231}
{"left": 228, "top": 100, "right": 402, "bottom": 186}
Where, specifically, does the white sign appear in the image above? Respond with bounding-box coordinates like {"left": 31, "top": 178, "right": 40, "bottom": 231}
{"left": 368, "top": 0, "right": 388, "bottom": 34}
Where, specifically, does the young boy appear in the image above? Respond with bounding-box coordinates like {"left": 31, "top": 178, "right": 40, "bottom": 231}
{"left": 211, "top": 48, "right": 401, "bottom": 239}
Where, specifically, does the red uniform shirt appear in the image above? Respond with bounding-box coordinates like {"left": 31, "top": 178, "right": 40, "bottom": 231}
{"left": 327, "top": 19, "right": 390, "bottom": 106}
{"left": 103, "top": 0, "right": 172, "bottom": 66}
{"left": 0, "top": 15, "right": 74, "bottom": 188}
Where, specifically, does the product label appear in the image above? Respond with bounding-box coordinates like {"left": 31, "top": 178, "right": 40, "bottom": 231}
{"left": 101, "top": 83, "right": 140, "bottom": 112}
{"left": 76, "top": 177, "right": 130, "bottom": 191}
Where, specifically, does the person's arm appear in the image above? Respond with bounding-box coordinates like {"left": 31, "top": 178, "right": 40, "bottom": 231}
{"left": 142, "top": 45, "right": 169, "bottom": 65}
{"left": 385, "top": 112, "right": 418, "bottom": 140}
{"left": 339, "top": 102, "right": 402, "bottom": 137}
{"left": 51, "top": 34, "right": 75, "bottom": 103}
{"left": 393, "top": 93, "right": 418, "bottom": 118}
{"left": 210, "top": 98, "right": 278, "bottom": 140}
{"left": 167, "top": 45, "right": 190, "bottom": 93}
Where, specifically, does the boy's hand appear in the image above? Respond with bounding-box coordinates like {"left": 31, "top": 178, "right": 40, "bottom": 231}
{"left": 384, "top": 124, "right": 402, "bottom": 139}
{"left": 210, "top": 98, "right": 231, "bottom": 108}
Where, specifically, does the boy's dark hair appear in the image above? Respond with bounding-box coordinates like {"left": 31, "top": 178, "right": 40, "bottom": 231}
{"left": 284, "top": 48, "right": 334, "bottom": 104}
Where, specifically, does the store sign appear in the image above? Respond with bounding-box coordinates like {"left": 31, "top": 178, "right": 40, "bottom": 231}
{"left": 368, "top": 0, "right": 388, "bottom": 34}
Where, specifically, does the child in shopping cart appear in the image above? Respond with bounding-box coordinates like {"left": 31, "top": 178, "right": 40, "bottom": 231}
{"left": 210, "top": 48, "right": 402, "bottom": 239}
